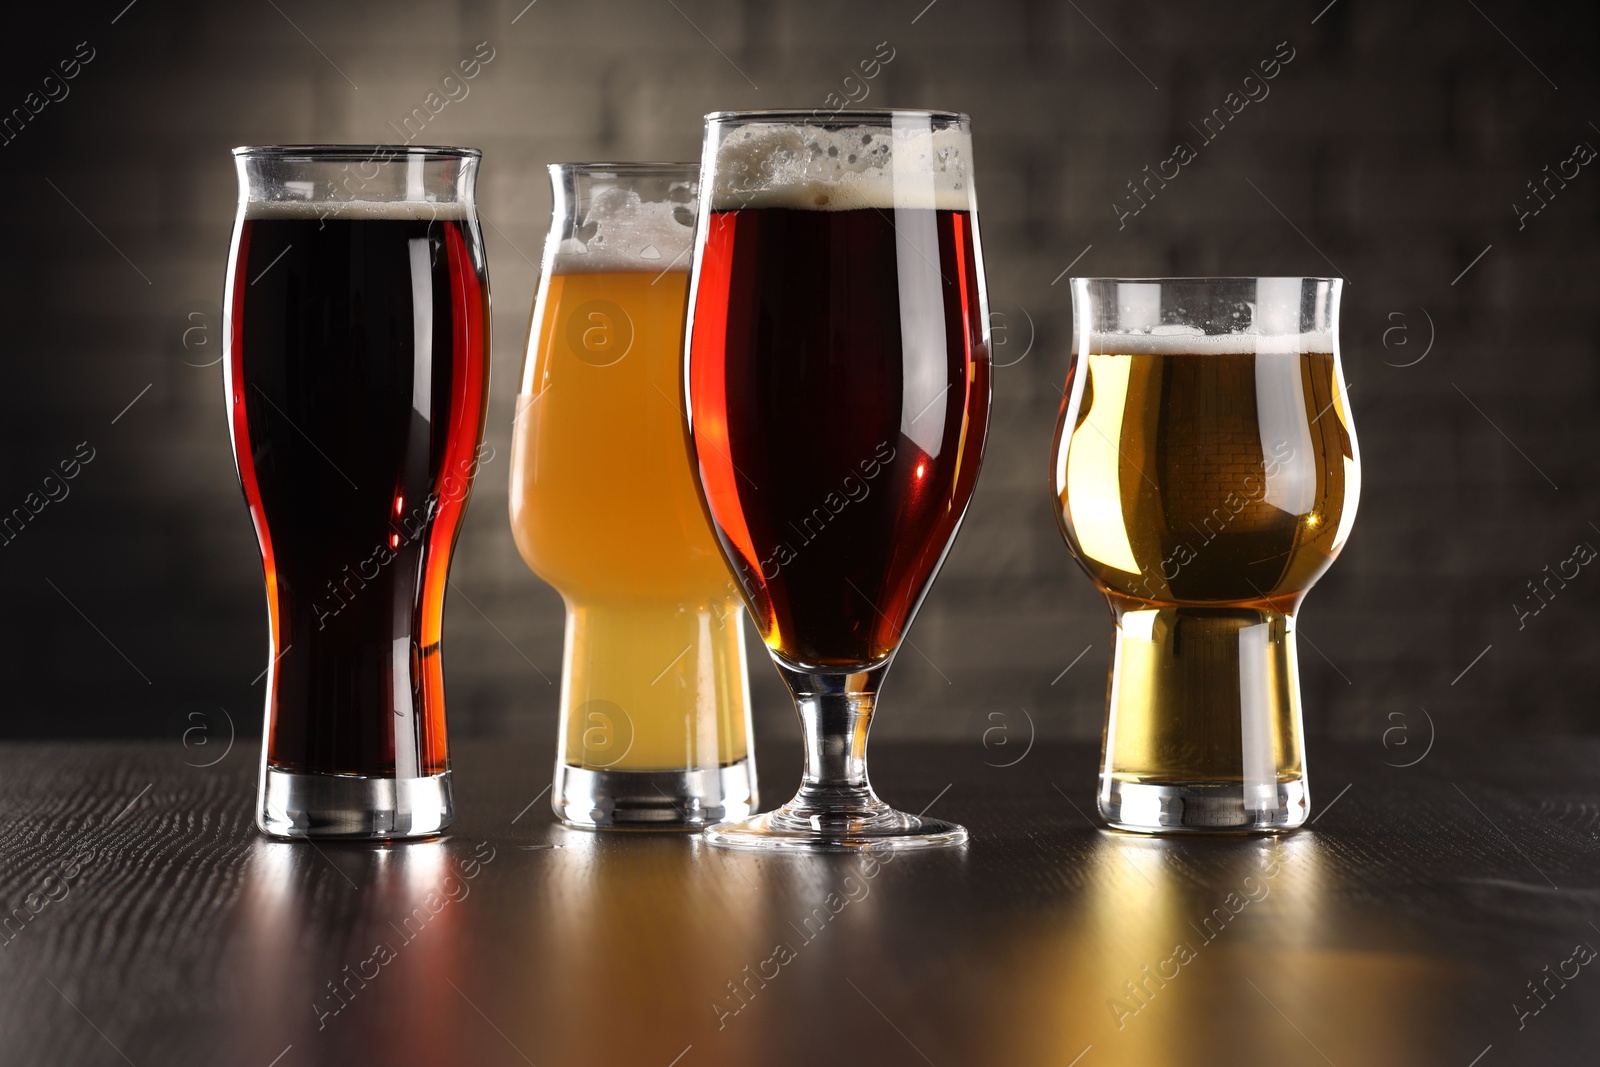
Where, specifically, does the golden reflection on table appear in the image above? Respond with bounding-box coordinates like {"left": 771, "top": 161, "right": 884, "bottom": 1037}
{"left": 993, "top": 831, "right": 1475, "bottom": 1066}
{"left": 527, "top": 828, "right": 770, "bottom": 1062}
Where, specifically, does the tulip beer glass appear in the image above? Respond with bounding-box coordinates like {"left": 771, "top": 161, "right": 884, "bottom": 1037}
{"left": 1053, "top": 277, "right": 1359, "bottom": 833}
{"left": 686, "top": 110, "right": 992, "bottom": 850}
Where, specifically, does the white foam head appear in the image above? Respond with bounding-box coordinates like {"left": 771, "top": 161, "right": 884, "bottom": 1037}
{"left": 708, "top": 120, "right": 972, "bottom": 212}
{"left": 242, "top": 198, "right": 471, "bottom": 221}
{"left": 1076, "top": 327, "right": 1335, "bottom": 355}
{"left": 1075, "top": 278, "right": 1335, "bottom": 354}
{"left": 551, "top": 186, "right": 696, "bottom": 274}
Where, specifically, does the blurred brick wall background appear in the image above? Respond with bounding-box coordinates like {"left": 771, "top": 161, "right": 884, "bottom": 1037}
{"left": 1, "top": 0, "right": 1596, "bottom": 757}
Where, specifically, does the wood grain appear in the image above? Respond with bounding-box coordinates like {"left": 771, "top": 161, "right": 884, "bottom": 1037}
{"left": 0, "top": 738, "right": 1596, "bottom": 1066}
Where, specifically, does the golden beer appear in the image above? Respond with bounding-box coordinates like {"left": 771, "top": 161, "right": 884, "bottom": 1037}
{"left": 510, "top": 165, "right": 754, "bottom": 827}
{"left": 1054, "top": 278, "right": 1359, "bottom": 831}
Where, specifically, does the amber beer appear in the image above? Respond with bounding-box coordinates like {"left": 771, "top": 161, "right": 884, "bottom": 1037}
{"left": 689, "top": 196, "right": 989, "bottom": 669}
{"left": 686, "top": 111, "right": 991, "bottom": 851}
{"left": 1053, "top": 280, "right": 1359, "bottom": 831}
{"left": 510, "top": 164, "right": 753, "bottom": 827}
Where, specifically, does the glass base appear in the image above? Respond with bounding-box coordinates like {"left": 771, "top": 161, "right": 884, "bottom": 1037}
{"left": 1100, "top": 777, "right": 1307, "bottom": 834}
{"left": 704, "top": 799, "right": 968, "bottom": 852}
{"left": 554, "top": 759, "right": 755, "bottom": 830}
{"left": 257, "top": 767, "right": 452, "bottom": 840}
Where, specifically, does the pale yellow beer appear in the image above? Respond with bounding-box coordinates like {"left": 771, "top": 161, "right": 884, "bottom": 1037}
{"left": 511, "top": 269, "right": 751, "bottom": 774}
{"left": 512, "top": 163, "right": 754, "bottom": 827}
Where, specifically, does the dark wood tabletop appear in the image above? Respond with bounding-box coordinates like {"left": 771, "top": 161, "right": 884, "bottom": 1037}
{"left": 0, "top": 735, "right": 1596, "bottom": 1067}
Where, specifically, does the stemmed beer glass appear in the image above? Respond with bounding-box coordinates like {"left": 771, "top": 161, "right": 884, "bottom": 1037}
{"left": 685, "top": 110, "right": 992, "bottom": 850}
{"left": 1052, "top": 277, "right": 1359, "bottom": 833}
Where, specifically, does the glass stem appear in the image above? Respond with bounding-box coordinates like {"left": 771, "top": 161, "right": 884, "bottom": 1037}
{"left": 774, "top": 661, "right": 890, "bottom": 816}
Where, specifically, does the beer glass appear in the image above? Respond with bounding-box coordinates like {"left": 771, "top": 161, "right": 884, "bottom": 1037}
{"left": 686, "top": 110, "right": 992, "bottom": 850}
{"left": 510, "top": 163, "right": 756, "bottom": 828}
{"left": 1053, "top": 278, "right": 1359, "bottom": 833}
{"left": 225, "top": 146, "right": 491, "bottom": 839}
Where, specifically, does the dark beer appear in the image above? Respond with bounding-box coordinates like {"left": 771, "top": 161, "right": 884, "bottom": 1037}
{"left": 226, "top": 205, "right": 489, "bottom": 777}
{"left": 688, "top": 205, "right": 989, "bottom": 669}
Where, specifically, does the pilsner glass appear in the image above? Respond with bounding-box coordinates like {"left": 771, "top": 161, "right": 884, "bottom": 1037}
{"left": 686, "top": 110, "right": 992, "bottom": 850}
{"left": 1053, "top": 277, "right": 1359, "bottom": 833}
{"left": 225, "top": 146, "right": 490, "bottom": 838}
{"left": 510, "top": 163, "right": 756, "bottom": 828}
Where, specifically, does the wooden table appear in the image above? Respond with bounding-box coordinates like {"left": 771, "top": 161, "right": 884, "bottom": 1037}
{"left": 0, "top": 737, "right": 1594, "bottom": 1066}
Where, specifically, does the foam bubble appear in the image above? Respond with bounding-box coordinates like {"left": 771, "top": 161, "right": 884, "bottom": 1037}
{"left": 551, "top": 187, "right": 697, "bottom": 274}
{"left": 1076, "top": 331, "right": 1335, "bottom": 355}
{"left": 709, "top": 122, "right": 972, "bottom": 212}
{"left": 242, "top": 198, "right": 471, "bottom": 221}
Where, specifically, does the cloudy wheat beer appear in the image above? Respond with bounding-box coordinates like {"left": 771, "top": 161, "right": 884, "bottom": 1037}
{"left": 1053, "top": 278, "right": 1359, "bottom": 832}
{"left": 510, "top": 164, "right": 755, "bottom": 828}
{"left": 687, "top": 110, "right": 991, "bottom": 850}
{"left": 226, "top": 146, "right": 489, "bottom": 839}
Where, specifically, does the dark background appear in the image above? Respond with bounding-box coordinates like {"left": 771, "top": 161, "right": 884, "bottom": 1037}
{"left": 0, "top": 0, "right": 1594, "bottom": 753}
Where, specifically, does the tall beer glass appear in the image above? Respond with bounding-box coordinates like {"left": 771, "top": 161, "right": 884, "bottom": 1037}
{"left": 1053, "top": 278, "right": 1359, "bottom": 833}
{"left": 225, "top": 146, "right": 490, "bottom": 839}
{"left": 510, "top": 164, "right": 756, "bottom": 828}
{"left": 686, "top": 110, "right": 992, "bottom": 850}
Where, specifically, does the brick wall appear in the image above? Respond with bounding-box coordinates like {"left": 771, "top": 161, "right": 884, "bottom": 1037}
{"left": 0, "top": 0, "right": 1595, "bottom": 757}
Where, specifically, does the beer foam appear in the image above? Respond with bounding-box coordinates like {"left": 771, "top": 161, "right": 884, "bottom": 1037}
{"left": 242, "top": 198, "right": 471, "bottom": 220}
{"left": 708, "top": 122, "right": 972, "bottom": 212}
{"left": 551, "top": 187, "right": 696, "bottom": 274}
{"left": 1076, "top": 330, "right": 1335, "bottom": 355}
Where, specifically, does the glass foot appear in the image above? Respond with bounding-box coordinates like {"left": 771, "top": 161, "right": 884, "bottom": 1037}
{"left": 1100, "top": 777, "right": 1308, "bottom": 834}
{"left": 554, "top": 759, "right": 755, "bottom": 830}
{"left": 704, "top": 796, "right": 967, "bottom": 852}
{"left": 258, "top": 767, "right": 452, "bottom": 840}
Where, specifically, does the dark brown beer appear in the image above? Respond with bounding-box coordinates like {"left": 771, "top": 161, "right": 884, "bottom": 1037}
{"left": 226, "top": 205, "right": 489, "bottom": 777}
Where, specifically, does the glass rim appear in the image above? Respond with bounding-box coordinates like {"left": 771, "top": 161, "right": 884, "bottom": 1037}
{"left": 704, "top": 107, "right": 969, "bottom": 125}
{"left": 547, "top": 161, "right": 698, "bottom": 174}
{"left": 232, "top": 144, "right": 482, "bottom": 161}
{"left": 1070, "top": 275, "right": 1343, "bottom": 285}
